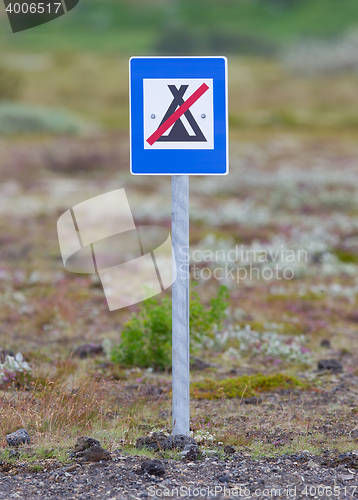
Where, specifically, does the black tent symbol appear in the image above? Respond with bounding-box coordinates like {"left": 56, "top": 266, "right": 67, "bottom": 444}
{"left": 157, "top": 85, "right": 207, "bottom": 142}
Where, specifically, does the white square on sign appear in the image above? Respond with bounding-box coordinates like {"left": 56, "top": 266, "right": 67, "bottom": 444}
{"left": 143, "top": 79, "right": 214, "bottom": 150}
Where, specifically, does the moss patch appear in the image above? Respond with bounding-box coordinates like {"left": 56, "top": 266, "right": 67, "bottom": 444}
{"left": 333, "top": 249, "right": 358, "bottom": 264}
{"left": 190, "top": 373, "right": 307, "bottom": 400}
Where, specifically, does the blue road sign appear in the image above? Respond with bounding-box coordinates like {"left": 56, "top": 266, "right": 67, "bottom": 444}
{"left": 130, "top": 57, "right": 228, "bottom": 175}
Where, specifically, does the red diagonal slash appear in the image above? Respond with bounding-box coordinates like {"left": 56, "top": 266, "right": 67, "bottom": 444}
{"left": 146, "top": 83, "right": 209, "bottom": 146}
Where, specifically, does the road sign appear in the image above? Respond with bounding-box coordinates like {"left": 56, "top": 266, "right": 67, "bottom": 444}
{"left": 129, "top": 56, "right": 229, "bottom": 437}
{"left": 130, "top": 57, "right": 228, "bottom": 175}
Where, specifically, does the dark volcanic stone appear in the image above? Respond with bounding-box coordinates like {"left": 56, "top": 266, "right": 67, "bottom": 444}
{"left": 244, "top": 396, "right": 262, "bottom": 405}
{"left": 318, "top": 359, "right": 343, "bottom": 372}
{"left": 320, "top": 339, "right": 331, "bottom": 349}
{"left": 6, "top": 429, "right": 30, "bottom": 447}
{"left": 0, "top": 349, "right": 14, "bottom": 363}
{"left": 73, "top": 436, "right": 101, "bottom": 453}
{"left": 219, "top": 475, "right": 230, "bottom": 483}
{"left": 224, "top": 445, "right": 236, "bottom": 455}
{"left": 136, "top": 432, "right": 167, "bottom": 451}
{"left": 136, "top": 433, "right": 197, "bottom": 452}
{"left": 190, "top": 357, "right": 211, "bottom": 370}
{"left": 161, "top": 434, "right": 197, "bottom": 451}
{"left": 139, "top": 459, "right": 165, "bottom": 477}
{"left": 82, "top": 444, "right": 112, "bottom": 462}
{"left": 72, "top": 436, "right": 111, "bottom": 462}
{"left": 181, "top": 444, "right": 199, "bottom": 461}
{"left": 72, "top": 344, "right": 104, "bottom": 359}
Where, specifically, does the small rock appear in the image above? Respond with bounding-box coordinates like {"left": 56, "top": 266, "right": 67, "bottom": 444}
{"left": 161, "top": 434, "right": 197, "bottom": 451}
{"left": 218, "top": 475, "right": 230, "bottom": 483}
{"left": 341, "top": 474, "right": 354, "bottom": 481}
{"left": 73, "top": 436, "right": 101, "bottom": 454}
{"left": 64, "top": 464, "right": 80, "bottom": 473}
{"left": 0, "top": 349, "right": 14, "bottom": 363}
{"left": 224, "top": 445, "right": 236, "bottom": 455}
{"left": 71, "top": 436, "right": 111, "bottom": 462}
{"left": 136, "top": 432, "right": 167, "bottom": 452}
{"left": 139, "top": 460, "right": 165, "bottom": 477}
{"left": 82, "top": 444, "right": 111, "bottom": 462}
{"left": 179, "top": 444, "right": 199, "bottom": 461}
{"left": 285, "top": 473, "right": 300, "bottom": 484}
{"left": 244, "top": 396, "right": 262, "bottom": 405}
{"left": 320, "top": 339, "right": 331, "bottom": 349}
{"left": 318, "top": 359, "right": 343, "bottom": 372}
{"left": 137, "top": 433, "right": 197, "bottom": 452}
{"left": 190, "top": 357, "right": 211, "bottom": 370}
{"left": 72, "top": 344, "right": 104, "bottom": 359}
{"left": 8, "top": 450, "right": 19, "bottom": 459}
{"left": 6, "top": 429, "right": 30, "bottom": 447}
{"left": 307, "top": 459, "right": 317, "bottom": 468}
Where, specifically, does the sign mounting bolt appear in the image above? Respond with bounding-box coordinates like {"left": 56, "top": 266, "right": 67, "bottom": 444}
{"left": 151, "top": 114, "right": 156, "bottom": 119}
{"left": 201, "top": 113, "right": 206, "bottom": 119}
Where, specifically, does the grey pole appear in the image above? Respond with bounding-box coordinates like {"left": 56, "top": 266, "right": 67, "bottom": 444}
{"left": 172, "top": 175, "right": 190, "bottom": 436}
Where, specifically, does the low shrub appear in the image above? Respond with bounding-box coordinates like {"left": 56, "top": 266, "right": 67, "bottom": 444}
{"left": 218, "top": 325, "right": 311, "bottom": 364}
{"left": 44, "top": 134, "right": 124, "bottom": 174}
{"left": 111, "top": 285, "right": 229, "bottom": 371}
{"left": 190, "top": 284, "right": 229, "bottom": 348}
{"left": 155, "top": 25, "right": 276, "bottom": 56}
{"left": 0, "top": 102, "right": 94, "bottom": 135}
{"left": 281, "top": 29, "right": 358, "bottom": 75}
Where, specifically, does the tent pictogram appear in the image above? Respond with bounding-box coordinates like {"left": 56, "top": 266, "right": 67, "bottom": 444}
{"left": 143, "top": 78, "right": 214, "bottom": 151}
{"left": 156, "top": 85, "right": 207, "bottom": 143}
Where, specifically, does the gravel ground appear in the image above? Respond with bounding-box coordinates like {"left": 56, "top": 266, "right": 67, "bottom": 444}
{"left": 2, "top": 371, "right": 358, "bottom": 499}
{"left": 1, "top": 449, "right": 358, "bottom": 500}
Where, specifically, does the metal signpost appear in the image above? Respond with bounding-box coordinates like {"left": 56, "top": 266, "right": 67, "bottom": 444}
{"left": 130, "top": 57, "right": 228, "bottom": 435}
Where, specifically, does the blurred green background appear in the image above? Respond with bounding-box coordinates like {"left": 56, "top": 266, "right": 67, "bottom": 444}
{"left": 0, "top": 0, "right": 356, "bottom": 135}
{"left": 2, "top": 0, "right": 358, "bottom": 54}
{"left": 1, "top": 0, "right": 358, "bottom": 131}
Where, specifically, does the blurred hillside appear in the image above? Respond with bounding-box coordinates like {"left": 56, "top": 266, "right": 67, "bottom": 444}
{"left": 1, "top": 0, "right": 358, "bottom": 131}
{"left": 1, "top": 0, "right": 358, "bottom": 54}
